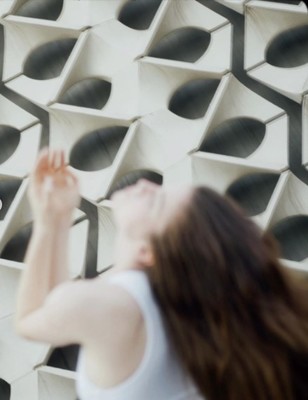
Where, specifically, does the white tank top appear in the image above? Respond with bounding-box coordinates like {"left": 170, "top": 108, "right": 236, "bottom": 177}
{"left": 76, "top": 270, "right": 204, "bottom": 400}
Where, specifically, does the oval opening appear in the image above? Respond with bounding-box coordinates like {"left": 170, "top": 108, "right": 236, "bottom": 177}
{"left": 118, "top": 0, "right": 162, "bottom": 30}
{"left": 70, "top": 126, "right": 128, "bottom": 172}
{"left": 59, "top": 78, "right": 112, "bottom": 110}
{"left": 270, "top": 215, "right": 308, "bottom": 262}
{"left": 15, "top": 0, "right": 63, "bottom": 20}
{"left": 0, "top": 125, "right": 21, "bottom": 164}
{"left": 107, "top": 170, "right": 163, "bottom": 199}
{"left": 0, "top": 179, "right": 22, "bottom": 221}
{"left": 149, "top": 28, "right": 211, "bottom": 63}
{"left": 47, "top": 345, "right": 79, "bottom": 371}
{"left": 1, "top": 223, "right": 32, "bottom": 262}
{"left": 266, "top": 25, "right": 308, "bottom": 68}
{"left": 201, "top": 118, "right": 266, "bottom": 158}
{"left": 23, "top": 38, "right": 77, "bottom": 80}
{"left": 0, "top": 378, "right": 10, "bottom": 400}
{"left": 169, "top": 79, "right": 220, "bottom": 120}
{"left": 226, "top": 173, "right": 279, "bottom": 217}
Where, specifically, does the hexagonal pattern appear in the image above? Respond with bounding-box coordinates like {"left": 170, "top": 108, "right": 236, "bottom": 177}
{"left": 0, "top": 0, "right": 307, "bottom": 398}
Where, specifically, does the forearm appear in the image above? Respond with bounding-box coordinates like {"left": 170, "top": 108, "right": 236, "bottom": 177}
{"left": 16, "top": 216, "right": 72, "bottom": 322}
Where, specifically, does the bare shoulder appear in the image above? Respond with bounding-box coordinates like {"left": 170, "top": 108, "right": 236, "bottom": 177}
{"left": 48, "top": 276, "right": 143, "bottom": 328}
{"left": 15, "top": 274, "right": 144, "bottom": 347}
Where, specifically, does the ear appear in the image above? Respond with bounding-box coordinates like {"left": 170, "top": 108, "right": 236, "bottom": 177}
{"left": 138, "top": 242, "right": 155, "bottom": 268}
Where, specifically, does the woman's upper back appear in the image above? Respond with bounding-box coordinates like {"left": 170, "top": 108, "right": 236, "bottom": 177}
{"left": 76, "top": 270, "right": 203, "bottom": 400}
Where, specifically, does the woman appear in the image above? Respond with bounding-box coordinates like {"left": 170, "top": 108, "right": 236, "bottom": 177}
{"left": 16, "top": 149, "right": 308, "bottom": 400}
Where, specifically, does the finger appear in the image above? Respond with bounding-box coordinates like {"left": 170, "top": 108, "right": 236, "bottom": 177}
{"left": 34, "top": 148, "right": 49, "bottom": 169}
{"left": 32, "top": 148, "right": 49, "bottom": 178}
{"left": 59, "top": 150, "right": 65, "bottom": 170}
{"left": 49, "top": 150, "right": 57, "bottom": 171}
{"left": 54, "top": 150, "right": 62, "bottom": 171}
{"left": 53, "top": 150, "right": 65, "bottom": 171}
{"left": 65, "top": 170, "right": 79, "bottom": 187}
{"left": 52, "top": 166, "right": 77, "bottom": 187}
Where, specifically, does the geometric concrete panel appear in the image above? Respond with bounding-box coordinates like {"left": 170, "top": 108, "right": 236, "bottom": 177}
{"left": 49, "top": 104, "right": 132, "bottom": 200}
{"left": 137, "top": 58, "right": 226, "bottom": 117}
{"left": 0, "top": 1, "right": 307, "bottom": 398}
{"left": 0, "top": 1, "right": 13, "bottom": 18}
{"left": 216, "top": 0, "right": 252, "bottom": 14}
{"left": 199, "top": 74, "right": 288, "bottom": 169}
{"left": 68, "top": 219, "right": 89, "bottom": 279}
{"left": 3, "top": 17, "right": 81, "bottom": 105}
{"left": 0, "top": 179, "right": 31, "bottom": 255}
{"left": 0, "top": 124, "right": 42, "bottom": 178}
{"left": 0, "top": 260, "right": 22, "bottom": 319}
{"left": 0, "top": 316, "right": 49, "bottom": 383}
{"left": 0, "top": 95, "right": 37, "bottom": 130}
{"left": 53, "top": 0, "right": 126, "bottom": 30}
{"left": 266, "top": 172, "right": 308, "bottom": 227}
{"left": 107, "top": 116, "right": 205, "bottom": 186}
{"left": 266, "top": 172, "right": 308, "bottom": 264}
{"left": 245, "top": 1, "right": 308, "bottom": 102}
{"left": 11, "top": 366, "right": 76, "bottom": 400}
{"left": 165, "top": 151, "right": 288, "bottom": 229}
{"left": 147, "top": 0, "right": 232, "bottom": 73}
{"left": 97, "top": 200, "right": 115, "bottom": 273}
{"left": 51, "top": 26, "right": 135, "bottom": 110}
{"left": 303, "top": 94, "right": 308, "bottom": 166}
{"left": 93, "top": 0, "right": 169, "bottom": 61}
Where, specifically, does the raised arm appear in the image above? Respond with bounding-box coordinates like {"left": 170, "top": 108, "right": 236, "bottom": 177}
{"left": 15, "top": 149, "right": 83, "bottom": 345}
{"left": 15, "top": 148, "right": 144, "bottom": 362}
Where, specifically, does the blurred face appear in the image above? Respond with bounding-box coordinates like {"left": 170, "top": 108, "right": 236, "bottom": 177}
{"left": 111, "top": 179, "right": 192, "bottom": 241}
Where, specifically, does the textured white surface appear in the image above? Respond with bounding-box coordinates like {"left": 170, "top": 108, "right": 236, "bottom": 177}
{"left": 245, "top": 1, "right": 308, "bottom": 102}
{"left": 0, "top": 1, "right": 307, "bottom": 398}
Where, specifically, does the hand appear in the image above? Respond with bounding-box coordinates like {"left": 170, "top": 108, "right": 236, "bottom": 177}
{"left": 28, "top": 148, "right": 80, "bottom": 226}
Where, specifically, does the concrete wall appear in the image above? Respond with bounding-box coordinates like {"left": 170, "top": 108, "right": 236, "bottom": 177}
{"left": 0, "top": 0, "right": 307, "bottom": 398}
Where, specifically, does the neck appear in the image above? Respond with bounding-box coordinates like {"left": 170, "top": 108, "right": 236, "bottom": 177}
{"left": 113, "top": 232, "right": 145, "bottom": 271}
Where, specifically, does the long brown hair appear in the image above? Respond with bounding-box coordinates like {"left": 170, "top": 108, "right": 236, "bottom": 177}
{"left": 148, "top": 186, "right": 308, "bottom": 400}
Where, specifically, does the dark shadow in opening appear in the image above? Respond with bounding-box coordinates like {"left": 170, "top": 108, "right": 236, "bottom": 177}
{"left": 106, "top": 170, "right": 163, "bottom": 199}
{"left": 59, "top": 78, "right": 112, "bottom": 110}
{"left": 118, "top": 0, "right": 162, "bottom": 30}
{"left": 1, "top": 223, "right": 32, "bottom": 262}
{"left": 47, "top": 345, "right": 80, "bottom": 371}
{"left": 270, "top": 215, "right": 308, "bottom": 262}
{"left": 0, "top": 378, "right": 10, "bottom": 400}
{"left": 23, "top": 38, "right": 77, "bottom": 80}
{"left": 266, "top": 25, "right": 308, "bottom": 68}
{"left": 78, "top": 198, "right": 99, "bottom": 279}
{"left": 14, "top": 0, "right": 63, "bottom": 21}
{"left": 226, "top": 173, "right": 279, "bottom": 217}
{"left": 200, "top": 117, "right": 266, "bottom": 158}
{"left": 0, "top": 25, "right": 4, "bottom": 81}
{"left": 70, "top": 126, "right": 128, "bottom": 172}
{"left": 169, "top": 79, "right": 220, "bottom": 120}
{"left": 148, "top": 28, "right": 211, "bottom": 63}
{"left": 196, "top": 0, "right": 305, "bottom": 183}
{"left": 0, "top": 125, "right": 20, "bottom": 164}
{"left": 0, "top": 179, "right": 22, "bottom": 221}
